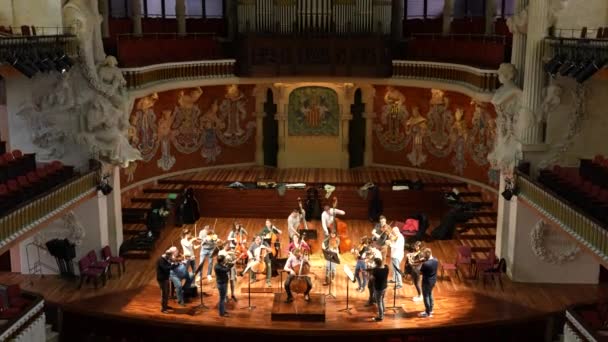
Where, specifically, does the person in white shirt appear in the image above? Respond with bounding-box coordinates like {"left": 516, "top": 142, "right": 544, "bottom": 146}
{"left": 389, "top": 226, "right": 405, "bottom": 289}
{"left": 180, "top": 228, "right": 199, "bottom": 273}
{"left": 321, "top": 205, "right": 346, "bottom": 237}
{"left": 198, "top": 225, "right": 218, "bottom": 281}
{"left": 227, "top": 222, "right": 247, "bottom": 249}
{"left": 287, "top": 209, "right": 303, "bottom": 241}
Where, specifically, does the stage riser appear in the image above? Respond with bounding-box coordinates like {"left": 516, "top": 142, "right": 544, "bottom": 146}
{"left": 194, "top": 189, "right": 448, "bottom": 220}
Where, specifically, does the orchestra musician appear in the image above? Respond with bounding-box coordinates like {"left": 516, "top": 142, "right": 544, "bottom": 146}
{"left": 169, "top": 250, "right": 193, "bottom": 307}
{"left": 156, "top": 247, "right": 179, "bottom": 313}
{"left": 247, "top": 235, "right": 273, "bottom": 287}
{"left": 322, "top": 230, "right": 340, "bottom": 285}
{"left": 227, "top": 222, "right": 247, "bottom": 249}
{"left": 283, "top": 248, "right": 312, "bottom": 303}
{"left": 198, "top": 225, "right": 219, "bottom": 281}
{"left": 287, "top": 208, "right": 304, "bottom": 241}
{"left": 321, "top": 205, "right": 346, "bottom": 237}
{"left": 217, "top": 242, "right": 238, "bottom": 303}
{"left": 366, "top": 246, "right": 382, "bottom": 306}
{"left": 371, "top": 257, "right": 389, "bottom": 322}
{"left": 388, "top": 226, "right": 405, "bottom": 289}
{"left": 405, "top": 241, "right": 424, "bottom": 302}
{"left": 371, "top": 215, "right": 390, "bottom": 261}
{"left": 260, "top": 219, "right": 282, "bottom": 257}
{"left": 287, "top": 234, "right": 310, "bottom": 256}
{"left": 214, "top": 254, "right": 233, "bottom": 317}
{"left": 351, "top": 236, "right": 371, "bottom": 292}
{"left": 180, "top": 228, "right": 199, "bottom": 273}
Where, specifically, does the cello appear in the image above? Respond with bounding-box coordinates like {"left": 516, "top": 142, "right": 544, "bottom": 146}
{"left": 289, "top": 252, "right": 311, "bottom": 295}
{"left": 331, "top": 197, "right": 352, "bottom": 252}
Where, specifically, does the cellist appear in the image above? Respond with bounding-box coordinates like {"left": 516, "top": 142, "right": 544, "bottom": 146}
{"left": 287, "top": 234, "right": 310, "bottom": 256}
{"left": 246, "top": 235, "right": 272, "bottom": 287}
{"left": 283, "top": 248, "right": 312, "bottom": 303}
{"left": 227, "top": 222, "right": 247, "bottom": 249}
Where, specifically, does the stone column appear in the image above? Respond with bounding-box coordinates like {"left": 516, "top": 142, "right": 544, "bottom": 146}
{"left": 519, "top": 0, "right": 550, "bottom": 145}
{"left": 442, "top": 0, "right": 454, "bottom": 35}
{"left": 253, "top": 85, "right": 268, "bottom": 166}
{"left": 363, "top": 112, "right": 376, "bottom": 166}
{"left": 226, "top": 0, "right": 237, "bottom": 41}
{"left": 108, "top": 166, "right": 123, "bottom": 252}
{"left": 276, "top": 111, "right": 288, "bottom": 168}
{"left": 485, "top": 0, "right": 496, "bottom": 35}
{"left": 176, "top": 0, "right": 186, "bottom": 36}
{"left": 391, "top": 0, "right": 403, "bottom": 42}
{"left": 495, "top": 173, "right": 511, "bottom": 260}
{"left": 510, "top": 0, "right": 529, "bottom": 88}
{"left": 99, "top": 0, "right": 110, "bottom": 38}
{"left": 131, "top": 0, "right": 143, "bottom": 36}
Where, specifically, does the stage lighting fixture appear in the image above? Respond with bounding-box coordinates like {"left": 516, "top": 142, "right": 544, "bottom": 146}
{"left": 568, "top": 59, "right": 588, "bottom": 78}
{"left": 576, "top": 58, "right": 608, "bottom": 83}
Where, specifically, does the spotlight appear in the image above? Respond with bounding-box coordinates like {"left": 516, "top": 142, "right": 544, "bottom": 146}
{"left": 576, "top": 59, "right": 607, "bottom": 83}
{"left": 501, "top": 188, "right": 514, "bottom": 201}
{"left": 97, "top": 175, "right": 113, "bottom": 195}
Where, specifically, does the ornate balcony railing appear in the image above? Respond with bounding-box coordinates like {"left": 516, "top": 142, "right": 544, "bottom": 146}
{"left": 392, "top": 60, "right": 500, "bottom": 93}
{"left": 0, "top": 169, "right": 99, "bottom": 250}
{"left": 564, "top": 307, "right": 601, "bottom": 342}
{"left": 516, "top": 172, "right": 608, "bottom": 264}
{"left": 0, "top": 291, "right": 45, "bottom": 341}
{"left": 121, "top": 59, "right": 236, "bottom": 90}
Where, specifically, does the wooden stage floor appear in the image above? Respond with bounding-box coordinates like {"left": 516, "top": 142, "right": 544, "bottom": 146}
{"left": 2, "top": 218, "right": 607, "bottom": 336}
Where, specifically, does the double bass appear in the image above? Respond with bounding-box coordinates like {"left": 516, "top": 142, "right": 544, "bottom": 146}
{"left": 331, "top": 197, "right": 352, "bottom": 252}
{"left": 234, "top": 223, "right": 248, "bottom": 261}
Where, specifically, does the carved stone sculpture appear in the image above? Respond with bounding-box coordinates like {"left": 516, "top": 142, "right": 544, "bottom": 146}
{"left": 488, "top": 63, "right": 523, "bottom": 174}
{"left": 507, "top": 6, "right": 528, "bottom": 34}
{"left": 16, "top": 0, "right": 141, "bottom": 167}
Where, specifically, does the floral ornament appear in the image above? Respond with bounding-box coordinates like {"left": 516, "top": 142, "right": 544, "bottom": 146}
{"left": 530, "top": 219, "right": 580, "bottom": 264}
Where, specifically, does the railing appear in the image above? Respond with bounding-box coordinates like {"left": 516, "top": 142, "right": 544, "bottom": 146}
{"left": 392, "top": 60, "right": 500, "bottom": 93}
{"left": 564, "top": 307, "right": 601, "bottom": 342}
{"left": 0, "top": 34, "right": 78, "bottom": 57}
{"left": 0, "top": 169, "right": 99, "bottom": 250}
{"left": 516, "top": 172, "right": 608, "bottom": 264}
{"left": 0, "top": 292, "right": 45, "bottom": 341}
{"left": 122, "top": 59, "right": 236, "bottom": 89}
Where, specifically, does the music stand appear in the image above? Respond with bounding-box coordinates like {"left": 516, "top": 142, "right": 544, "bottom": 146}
{"left": 322, "top": 249, "right": 340, "bottom": 299}
{"left": 386, "top": 260, "right": 404, "bottom": 313}
{"left": 339, "top": 265, "right": 356, "bottom": 313}
{"left": 240, "top": 268, "right": 256, "bottom": 311}
{"left": 193, "top": 262, "right": 209, "bottom": 311}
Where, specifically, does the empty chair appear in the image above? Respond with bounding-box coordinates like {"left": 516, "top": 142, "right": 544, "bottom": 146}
{"left": 456, "top": 245, "right": 473, "bottom": 275}
{"left": 475, "top": 249, "right": 497, "bottom": 278}
{"left": 102, "top": 245, "right": 126, "bottom": 277}
{"left": 87, "top": 250, "right": 111, "bottom": 278}
{"left": 77, "top": 257, "right": 106, "bottom": 289}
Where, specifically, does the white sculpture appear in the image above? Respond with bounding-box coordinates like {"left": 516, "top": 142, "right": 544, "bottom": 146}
{"left": 540, "top": 83, "right": 563, "bottom": 123}
{"left": 17, "top": 0, "right": 141, "bottom": 167}
{"left": 488, "top": 63, "right": 523, "bottom": 174}
{"left": 506, "top": 6, "right": 528, "bottom": 34}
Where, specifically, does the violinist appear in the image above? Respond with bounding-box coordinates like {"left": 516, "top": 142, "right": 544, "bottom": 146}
{"left": 287, "top": 234, "right": 310, "bottom": 256}
{"left": 180, "top": 228, "right": 199, "bottom": 273}
{"left": 322, "top": 230, "right": 340, "bottom": 285}
{"left": 365, "top": 246, "right": 382, "bottom": 306}
{"left": 388, "top": 226, "right": 405, "bottom": 289}
{"left": 287, "top": 208, "right": 304, "bottom": 241}
{"left": 198, "top": 225, "right": 219, "bottom": 281}
{"left": 405, "top": 241, "right": 424, "bottom": 302}
{"left": 247, "top": 235, "right": 272, "bottom": 287}
{"left": 321, "top": 205, "right": 346, "bottom": 237}
{"left": 156, "top": 247, "right": 179, "bottom": 313}
{"left": 217, "top": 242, "right": 238, "bottom": 303}
{"left": 283, "top": 248, "right": 312, "bottom": 303}
{"left": 351, "top": 237, "right": 370, "bottom": 292}
{"left": 371, "top": 215, "right": 390, "bottom": 261}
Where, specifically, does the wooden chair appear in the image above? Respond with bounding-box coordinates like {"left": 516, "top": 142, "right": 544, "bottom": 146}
{"left": 77, "top": 257, "right": 106, "bottom": 289}
{"left": 475, "top": 249, "right": 497, "bottom": 279}
{"left": 440, "top": 260, "right": 460, "bottom": 281}
{"left": 102, "top": 245, "right": 126, "bottom": 277}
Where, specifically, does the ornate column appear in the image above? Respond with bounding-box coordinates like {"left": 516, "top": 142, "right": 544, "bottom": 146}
{"left": 99, "top": 0, "right": 110, "bottom": 38}
{"left": 519, "top": 0, "right": 551, "bottom": 145}
{"left": 485, "top": 0, "right": 496, "bottom": 35}
{"left": 363, "top": 112, "right": 376, "bottom": 166}
{"left": 176, "top": 0, "right": 186, "bottom": 36}
{"left": 273, "top": 83, "right": 288, "bottom": 168}
{"left": 252, "top": 85, "right": 268, "bottom": 166}
{"left": 442, "top": 0, "right": 454, "bottom": 34}
{"left": 390, "top": 0, "right": 403, "bottom": 42}
{"left": 131, "top": 0, "right": 143, "bottom": 36}
{"left": 509, "top": 0, "right": 529, "bottom": 88}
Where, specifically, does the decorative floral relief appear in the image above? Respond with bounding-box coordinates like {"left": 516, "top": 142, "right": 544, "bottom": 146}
{"left": 468, "top": 102, "right": 495, "bottom": 166}
{"left": 374, "top": 86, "right": 411, "bottom": 151}
{"left": 424, "top": 89, "right": 453, "bottom": 157}
{"left": 530, "top": 219, "right": 580, "bottom": 264}
{"left": 34, "top": 211, "right": 85, "bottom": 247}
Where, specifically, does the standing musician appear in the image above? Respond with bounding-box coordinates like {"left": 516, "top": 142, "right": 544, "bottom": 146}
{"left": 214, "top": 254, "right": 232, "bottom": 317}
{"left": 389, "top": 226, "right": 405, "bottom": 289}
{"left": 287, "top": 208, "right": 304, "bottom": 241}
{"left": 283, "top": 248, "right": 312, "bottom": 303}
{"left": 321, "top": 205, "right": 346, "bottom": 237}
{"left": 371, "top": 215, "right": 390, "bottom": 261}
{"left": 218, "top": 242, "right": 238, "bottom": 303}
{"left": 246, "top": 235, "right": 273, "bottom": 287}
{"left": 227, "top": 222, "right": 248, "bottom": 249}
{"left": 198, "top": 225, "right": 219, "bottom": 281}
{"left": 156, "top": 247, "right": 179, "bottom": 313}
{"left": 371, "top": 257, "right": 389, "bottom": 322}
{"left": 405, "top": 241, "right": 424, "bottom": 302}
{"left": 287, "top": 234, "right": 310, "bottom": 256}
{"left": 322, "top": 230, "right": 340, "bottom": 285}
{"left": 365, "top": 246, "right": 382, "bottom": 306}
{"left": 180, "top": 228, "right": 199, "bottom": 273}
{"left": 260, "top": 219, "right": 282, "bottom": 257}
{"left": 351, "top": 236, "right": 370, "bottom": 292}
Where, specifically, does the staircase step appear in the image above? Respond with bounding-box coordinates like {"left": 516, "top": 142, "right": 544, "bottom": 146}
{"left": 465, "top": 211, "right": 498, "bottom": 218}
{"left": 46, "top": 331, "right": 59, "bottom": 342}
{"left": 457, "top": 227, "right": 496, "bottom": 240}
{"left": 458, "top": 191, "right": 482, "bottom": 197}
{"left": 143, "top": 187, "right": 179, "bottom": 194}
{"left": 122, "top": 250, "right": 153, "bottom": 259}
{"left": 458, "top": 222, "right": 496, "bottom": 229}
{"left": 460, "top": 239, "right": 494, "bottom": 252}
{"left": 123, "top": 223, "right": 147, "bottom": 235}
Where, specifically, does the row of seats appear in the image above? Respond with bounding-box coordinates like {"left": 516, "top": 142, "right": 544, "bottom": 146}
{"left": 0, "top": 160, "right": 75, "bottom": 215}
{"left": 0, "top": 149, "right": 37, "bottom": 183}
{"left": 580, "top": 156, "right": 608, "bottom": 189}
{"left": 538, "top": 165, "right": 608, "bottom": 224}
{"left": 77, "top": 246, "right": 126, "bottom": 289}
{"left": 0, "top": 284, "right": 30, "bottom": 320}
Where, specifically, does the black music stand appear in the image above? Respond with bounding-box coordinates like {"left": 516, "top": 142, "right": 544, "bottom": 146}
{"left": 193, "top": 262, "right": 209, "bottom": 311}
{"left": 386, "top": 261, "right": 404, "bottom": 313}
{"left": 339, "top": 265, "right": 356, "bottom": 313}
{"left": 240, "top": 268, "right": 256, "bottom": 311}
{"left": 322, "top": 249, "right": 340, "bottom": 299}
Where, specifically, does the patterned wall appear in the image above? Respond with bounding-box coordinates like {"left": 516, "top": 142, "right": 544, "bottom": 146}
{"left": 120, "top": 84, "right": 256, "bottom": 186}
{"left": 372, "top": 85, "right": 499, "bottom": 186}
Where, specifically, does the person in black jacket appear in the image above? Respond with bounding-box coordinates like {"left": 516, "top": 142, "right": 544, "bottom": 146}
{"left": 419, "top": 248, "right": 438, "bottom": 318}
{"left": 156, "top": 247, "right": 177, "bottom": 313}
{"left": 371, "top": 257, "right": 389, "bottom": 321}
{"left": 214, "top": 254, "right": 232, "bottom": 317}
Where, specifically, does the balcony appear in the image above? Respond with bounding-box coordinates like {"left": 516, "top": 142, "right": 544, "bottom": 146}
{"left": 516, "top": 171, "right": 608, "bottom": 266}
{"left": 0, "top": 166, "right": 100, "bottom": 253}
{"left": 565, "top": 304, "right": 608, "bottom": 341}
{"left": 392, "top": 60, "right": 499, "bottom": 93}
{"left": 0, "top": 287, "right": 45, "bottom": 341}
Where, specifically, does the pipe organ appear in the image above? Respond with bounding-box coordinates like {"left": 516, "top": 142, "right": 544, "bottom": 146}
{"left": 237, "top": 0, "right": 392, "bottom": 35}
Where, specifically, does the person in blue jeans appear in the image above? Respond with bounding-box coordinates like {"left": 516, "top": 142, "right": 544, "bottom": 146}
{"left": 169, "top": 255, "right": 193, "bottom": 306}
{"left": 198, "top": 225, "right": 218, "bottom": 281}
{"left": 419, "top": 248, "right": 438, "bottom": 318}
{"left": 352, "top": 237, "right": 370, "bottom": 292}
{"left": 371, "top": 257, "right": 389, "bottom": 322}
{"left": 215, "top": 254, "right": 232, "bottom": 317}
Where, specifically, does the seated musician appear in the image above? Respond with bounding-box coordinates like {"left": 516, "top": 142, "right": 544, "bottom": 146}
{"left": 247, "top": 235, "right": 272, "bottom": 287}
{"left": 287, "top": 234, "right": 310, "bottom": 256}
{"left": 322, "top": 230, "right": 340, "bottom": 285}
{"left": 227, "top": 222, "right": 247, "bottom": 249}
{"left": 260, "top": 219, "right": 282, "bottom": 257}
{"left": 283, "top": 248, "right": 312, "bottom": 303}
